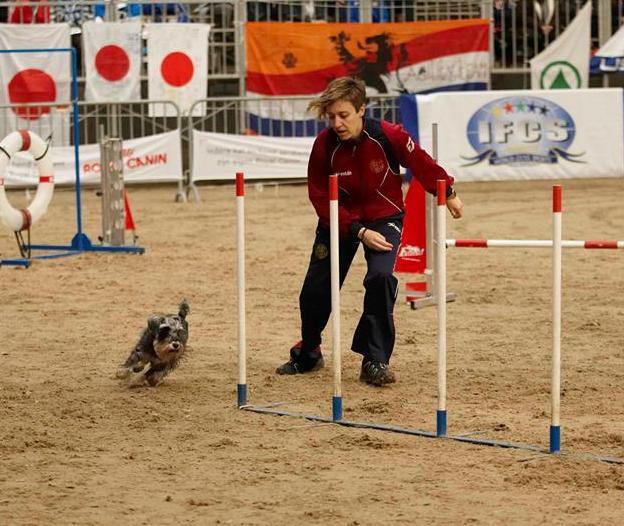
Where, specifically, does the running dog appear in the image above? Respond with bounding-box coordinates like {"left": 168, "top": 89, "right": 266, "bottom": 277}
{"left": 116, "top": 300, "right": 190, "bottom": 387}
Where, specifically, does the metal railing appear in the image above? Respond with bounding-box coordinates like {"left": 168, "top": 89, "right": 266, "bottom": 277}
{"left": 0, "top": 99, "right": 181, "bottom": 145}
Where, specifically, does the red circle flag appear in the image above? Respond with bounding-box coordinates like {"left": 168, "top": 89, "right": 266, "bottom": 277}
{"left": 8, "top": 69, "right": 56, "bottom": 120}
{"left": 95, "top": 45, "right": 130, "bottom": 82}
{"left": 160, "top": 52, "right": 194, "bottom": 87}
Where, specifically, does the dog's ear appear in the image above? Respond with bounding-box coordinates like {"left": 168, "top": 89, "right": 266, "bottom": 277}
{"left": 178, "top": 299, "right": 190, "bottom": 320}
{"left": 147, "top": 315, "right": 161, "bottom": 334}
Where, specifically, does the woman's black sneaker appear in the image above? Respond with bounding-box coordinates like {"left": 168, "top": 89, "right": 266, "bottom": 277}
{"left": 360, "top": 361, "right": 396, "bottom": 386}
{"left": 276, "top": 341, "right": 324, "bottom": 375}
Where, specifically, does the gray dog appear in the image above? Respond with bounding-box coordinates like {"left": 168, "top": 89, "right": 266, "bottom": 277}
{"left": 117, "top": 300, "right": 190, "bottom": 387}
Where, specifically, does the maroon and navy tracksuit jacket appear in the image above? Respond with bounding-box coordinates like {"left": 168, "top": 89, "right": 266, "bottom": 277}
{"left": 307, "top": 118, "right": 454, "bottom": 239}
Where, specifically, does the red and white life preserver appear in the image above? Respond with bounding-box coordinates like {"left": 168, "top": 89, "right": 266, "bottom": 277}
{"left": 0, "top": 130, "right": 54, "bottom": 232}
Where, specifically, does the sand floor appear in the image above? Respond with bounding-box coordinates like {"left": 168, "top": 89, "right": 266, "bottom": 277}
{"left": 1, "top": 177, "right": 623, "bottom": 525}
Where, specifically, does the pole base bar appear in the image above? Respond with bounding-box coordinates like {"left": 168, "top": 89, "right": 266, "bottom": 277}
{"left": 241, "top": 405, "right": 624, "bottom": 465}
{"left": 237, "top": 384, "right": 247, "bottom": 408}
{"left": 332, "top": 396, "right": 342, "bottom": 421}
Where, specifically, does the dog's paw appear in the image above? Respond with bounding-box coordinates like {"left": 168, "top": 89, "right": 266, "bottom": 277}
{"left": 116, "top": 366, "right": 132, "bottom": 379}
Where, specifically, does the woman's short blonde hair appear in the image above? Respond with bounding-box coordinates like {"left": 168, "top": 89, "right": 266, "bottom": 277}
{"left": 307, "top": 76, "right": 366, "bottom": 119}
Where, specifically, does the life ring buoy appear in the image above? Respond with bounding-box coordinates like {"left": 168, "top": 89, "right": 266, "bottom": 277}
{"left": 0, "top": 130, "right": 54, "bottom": 232}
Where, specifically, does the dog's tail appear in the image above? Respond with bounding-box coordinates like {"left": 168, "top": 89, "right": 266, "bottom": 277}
{"left": 178, "top": 299, "right": 190, "bottom": 320}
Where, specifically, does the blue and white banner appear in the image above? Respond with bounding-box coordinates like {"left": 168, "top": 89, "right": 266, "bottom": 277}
{"left": 403, "top": 89, "right": 624, "bottom": 181}
{"left": 591, "top": 25, "right": 624, "bottom": 74}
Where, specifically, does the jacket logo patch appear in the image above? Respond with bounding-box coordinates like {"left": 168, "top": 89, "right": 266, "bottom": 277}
{"left": 370, "top": 159, "right": 385, "bottom": 174}
{"left": 406, "top": 137, "right": 415, "bottom": 153}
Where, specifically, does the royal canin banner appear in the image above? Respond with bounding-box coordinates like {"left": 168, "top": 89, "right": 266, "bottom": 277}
{"left": 147, "top": 23, "right": 211, "bottom": 116}
{"left": 83, "top": 21, "right": 142, "bottom": 102}
{"left": 0, "top": 23, "right": 71, "bottom": 145}
{"left": 245, "top": 20, "right": 489, "bottom": 133}
{"left": 403, "top": 88, "right": 624, "bottom": 181}
{"left": 3, "top": 130, "right": 182, "bottom": 186}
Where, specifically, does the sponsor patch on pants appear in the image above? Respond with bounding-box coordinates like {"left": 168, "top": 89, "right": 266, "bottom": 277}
{"left": 314, "top": 242, "right": 328, "bottom": 259}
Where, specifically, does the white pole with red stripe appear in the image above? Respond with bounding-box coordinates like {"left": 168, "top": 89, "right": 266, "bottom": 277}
{"left": 447, "top": 239, "right": 623, "bottom": 249}
{"left": 551, "top": 185, "right": 562, "bottom": 453}
{"left": 329, "top": 174, "right": 342, "bottom": 421}
{"left": 236, "top": 172, "right": 247, "bottom": 407}
{"left": 436, "top": 179, "right": 447, "bottom": 436}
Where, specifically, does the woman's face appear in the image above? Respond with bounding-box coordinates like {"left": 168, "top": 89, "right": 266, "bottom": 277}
{"left": 326, "top": 99, "right": 365, "bottom": 141}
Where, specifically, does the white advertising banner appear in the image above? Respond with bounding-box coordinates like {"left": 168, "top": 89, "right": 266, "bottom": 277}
{"left": 4, "top": 130, "right": 183, "bottom": 187}
{"left": 411, "top": 88, "right": 624, "bottom": 181}
{"left": 192, "top": 129, "right": 314, "bottom": 181}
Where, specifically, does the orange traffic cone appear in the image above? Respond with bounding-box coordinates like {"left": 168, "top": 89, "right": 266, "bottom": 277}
{"left": 124, "top": 191, "right": 138, "bottom": 244}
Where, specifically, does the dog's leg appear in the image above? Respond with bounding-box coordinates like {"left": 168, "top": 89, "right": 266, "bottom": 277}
{"left": 116, "top": 349, "right": 148, "bottom": 379}
{"left": 144, "top": 364, "right": 168, "bottom": 387}
{"left": 126, "top": 363, "right": 153, "bottom": 388}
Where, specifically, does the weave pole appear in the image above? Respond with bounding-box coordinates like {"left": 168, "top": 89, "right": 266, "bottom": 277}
{"left": 436, "top": 179, "right": 447, "bottom": 436}
{"left": 551, "top": 185, "right": 562, "bottom": 453}
{"left": 329, "top": 174, "right": 342, "bottom": 421}
{"left": 236, "top": 172, "right": 247, "bottom": 407}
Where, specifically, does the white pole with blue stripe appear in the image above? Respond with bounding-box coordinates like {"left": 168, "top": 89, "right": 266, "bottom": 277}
{"left": 436, "top": 179, "right": 447, "bottom": 436}
{"left": 551, "top": 185, "right": 562, "bottom": 453}
{"left": 236, "top": 172, "right": 247, "bottom": 407}
{"left": 329, "top": 174, "right": 342, "bottom": 421}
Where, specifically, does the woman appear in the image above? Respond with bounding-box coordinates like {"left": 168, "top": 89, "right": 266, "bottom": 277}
{"left": 276, "top": 76, "right": 463, "bottom": 386}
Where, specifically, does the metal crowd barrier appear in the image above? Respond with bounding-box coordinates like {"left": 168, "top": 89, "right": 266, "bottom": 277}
{"left": 0, "top": 99, "right": 184, "bottom": 197}
{"left": 0, "top": 99, "right": 181, "bottom": 144}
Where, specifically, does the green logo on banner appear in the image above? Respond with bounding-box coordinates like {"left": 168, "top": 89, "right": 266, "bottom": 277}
{"left": 539, "top": 60, "right": 582, "bottom": 89}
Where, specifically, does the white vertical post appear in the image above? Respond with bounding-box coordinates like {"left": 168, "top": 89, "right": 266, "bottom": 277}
{"left": 236, "top": 172, "right": 247, "bottom": 407}
{"left": 550, "top": 185, "right": 562, "bottom": 452}
{"left": 329, "top": 174, "right": 342, "bottom": 421}
{"left": 436, "top": 179, "right": 447, "bottom": 436}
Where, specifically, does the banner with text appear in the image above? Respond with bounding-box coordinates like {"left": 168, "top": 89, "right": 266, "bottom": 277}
{"left": 590, "top": 24, "right": 624, "bottom": 74}
{"left": 4, "top": 130, "right": 182, "bottom": 187}
{"left": 192, "top": 129, "right": 314, "bottom": 181}
{"left": 405, "top": 88, "right": 624, "bottom": 181}
{"left": 246, "top": 19, "right": 489, "bottom": 134}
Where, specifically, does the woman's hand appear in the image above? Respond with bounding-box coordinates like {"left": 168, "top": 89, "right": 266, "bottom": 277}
{"left": 447, "top": 194, "right": 464, "bottom": 219}
{"left": 360, "top": 228, "right": 393, "bottom": 251}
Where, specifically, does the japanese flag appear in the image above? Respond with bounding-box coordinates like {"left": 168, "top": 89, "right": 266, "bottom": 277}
{"left": 147, "top": 23, "right": 211, "bottom": 116}
{"left": 83, "top": 21, "right": 141, "bottom": 102}
{"left": 0, "top": 23, "right": 71, "bottom": 145}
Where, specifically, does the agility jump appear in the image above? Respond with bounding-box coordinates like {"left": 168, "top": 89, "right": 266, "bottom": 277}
{"left": 235, "top": 172, "right": 623, "bottom": 464}
{"left": 0, "top": 47, "right": 144, "bottom": 268}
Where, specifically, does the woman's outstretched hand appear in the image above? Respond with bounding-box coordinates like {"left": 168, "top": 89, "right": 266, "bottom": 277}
{"left": 361, "top": 229, "right": 393, "bottom": 252}
{"left": 447, "top": 194, "right": 464, "bottom": 219}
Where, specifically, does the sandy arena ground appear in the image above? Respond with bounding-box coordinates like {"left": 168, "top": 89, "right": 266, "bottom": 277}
{"left": 1, "top": 177, "right": 623, "bottom": 525}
